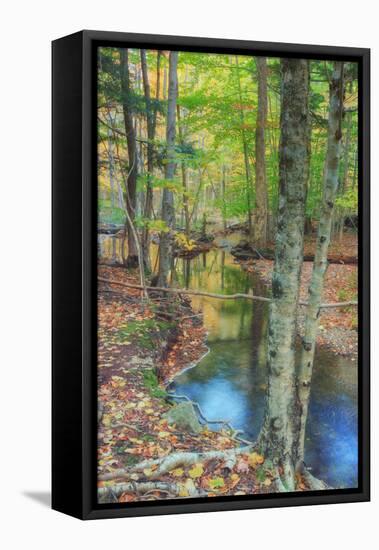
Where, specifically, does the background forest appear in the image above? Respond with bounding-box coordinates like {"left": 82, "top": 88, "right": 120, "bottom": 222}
{"left": 97, "top": 49, "right": 358, "bottom": 264}
{"left": 97, "top": 48, "right": 359, "bottom": 503}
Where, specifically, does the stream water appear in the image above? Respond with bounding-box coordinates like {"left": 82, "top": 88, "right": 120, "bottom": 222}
{"left": 99, "top": 232, "right": 358, "bottom": 489}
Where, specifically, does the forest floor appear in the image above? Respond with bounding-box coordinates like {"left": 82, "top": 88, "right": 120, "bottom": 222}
{"left": 97, "top": 265, "right": 310, "bottom": 503}
{"left": 240, "top": 233, "right": 358, "bottom": 358}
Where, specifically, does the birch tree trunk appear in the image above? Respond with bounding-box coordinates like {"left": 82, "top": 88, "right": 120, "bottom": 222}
{"left": 254, "top": 57, "right": 268, "bottom": 247}
{"left": 258, "top": 59, "right": 310, "bottom": 490}
{"left": 119, "top": 48, "right": 139, "bottom": 267}
{"left": 157, "top": 51, "right": 178, "bottom": 287}
{"left": 297, "top": 62, "right": 344, "bottom": 464}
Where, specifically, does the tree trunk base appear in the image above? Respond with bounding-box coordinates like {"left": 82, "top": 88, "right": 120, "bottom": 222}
{"left": 125, "top": 255, "right": 139, "bottom": 269}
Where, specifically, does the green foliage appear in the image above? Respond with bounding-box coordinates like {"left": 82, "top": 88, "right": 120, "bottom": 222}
{"left": 97, "top": 49, "right": 358, "bottom": 242}
{"left": 143, "top": 369, "right": 168, "bottom": 399}
{"left": 116, "top": 318, "right": 174, "bottom": 351}
{"left": 98, "top": 199, "right": 125, "bottom": 224}
{"left": 336, "top": 188, "right": 358, "bottom": 211}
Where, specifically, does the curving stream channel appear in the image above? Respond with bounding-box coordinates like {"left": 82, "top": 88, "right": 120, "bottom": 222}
{"left": 99, "top": 232, "right": 358, "bottom": 489}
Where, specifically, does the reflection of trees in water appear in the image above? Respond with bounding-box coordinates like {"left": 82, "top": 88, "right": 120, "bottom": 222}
{"left": 169, "top": 247, "right": 358, "bottom": 489}
{"left": 172, "top": 248, "right": 272, "bottom": 345}
{"left": 220, "top": 251, "right": 225, "bottom": 290}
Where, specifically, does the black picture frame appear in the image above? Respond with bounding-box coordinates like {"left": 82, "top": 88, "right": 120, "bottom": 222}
{"left": 52, "top": 30, "right": 370, "bottom": 520}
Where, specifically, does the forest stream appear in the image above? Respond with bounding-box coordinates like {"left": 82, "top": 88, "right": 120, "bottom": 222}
{"left": 99, "top": 232, "right": 358, "bottom": 490}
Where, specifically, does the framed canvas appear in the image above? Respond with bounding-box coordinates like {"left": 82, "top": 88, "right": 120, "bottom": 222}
{"left": 52, "top": 30, "right": 370, "bottom": 520}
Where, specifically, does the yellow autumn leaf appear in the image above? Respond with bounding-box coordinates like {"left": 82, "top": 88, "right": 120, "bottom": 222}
{"left": 189, "top": 464, "right": 204, "bottom": 479}
{"left": 143, "top": 468, "right": 153, "bottom": 477}
{"left": 171, "top": 468, "right": 184, "bottom": 477}
{"left": 178, "top": 479, "right": 196, "bottom": 497}
{"left": 158, "top": 431, "right": 171, "bottom": 438}
{"left": 102, "top": 416, "right": 111, "bottom": 427}
{"left": 248, "top": 452, "right": 265, "bottom": 467}
{"left": 178, "top": 484, "right": 189, "bottom": 497}
{"left": 263, "top": 478, "right": 272, "bottom": 487}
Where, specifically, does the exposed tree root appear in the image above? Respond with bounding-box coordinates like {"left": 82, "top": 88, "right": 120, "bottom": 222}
{"left": 301, "top": 469, "right": 331, "bottom": 490}
{"left": 167, "top": 392, "right": 254, "bottom": 446}
{"left": 273, "top": 468, "right": 288, "bottom": 493}
{"left": 98, "top": 481, "right": 204, "bottom": 501}
{"left": 98, "top": 445, "right": 252, "bottom": 482}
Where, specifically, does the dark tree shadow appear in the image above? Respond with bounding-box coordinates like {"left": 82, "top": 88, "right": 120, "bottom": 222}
{"left": 22, "top": 491, "right": 51, "bottom": 508}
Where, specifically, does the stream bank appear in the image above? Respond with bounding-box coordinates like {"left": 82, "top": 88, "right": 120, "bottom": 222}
{"left": 97, "top": 266, "right": 270, "bottom": 502}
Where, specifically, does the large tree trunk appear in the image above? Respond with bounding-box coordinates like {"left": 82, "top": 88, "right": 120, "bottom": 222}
{"left": 297, "top": 62, "right": 344, "bottom": 464}
{"left": 254, "top": 57, "right": 268, "bottom": 247}
{"left": 258, "top": 59, "right": 310, "bottom": 490}
{"left": 157, "top": 51, "right": 178, "bottom": 287}
{"left": 119, "top": 48, "right": 138, "bottom": 268}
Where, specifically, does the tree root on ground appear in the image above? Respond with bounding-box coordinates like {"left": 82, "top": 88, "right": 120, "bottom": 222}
{"left": 98, "top": 445, "right": 253, "bottom": 482}
{"left": 301, "top": 469, "right": 331, "bottom": 490}
{"left": 167, "top": 392, "right": 254, "bottom": 446}
{"left": 98, "top": 480, "right": 205, "bottom": 501}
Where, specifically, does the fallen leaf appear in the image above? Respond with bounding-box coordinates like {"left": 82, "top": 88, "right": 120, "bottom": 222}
{"left": 189, "top": 464, "right": 204, "bottom": 479}
{"left": 172, "top": 468, "right": 184, "bottom": 477}
{"left": 236, "top": 459, "right": 249, "bottom": 474}
{"left": 248, "top": 452, "right": 265, "bottom": 467}
{"left": 208, "top": 477, "right": 225, "bottom": 490}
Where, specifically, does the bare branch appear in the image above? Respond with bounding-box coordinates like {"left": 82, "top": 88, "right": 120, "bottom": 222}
{"left": 98, "top": 277, "right": 357, "bottom": 309}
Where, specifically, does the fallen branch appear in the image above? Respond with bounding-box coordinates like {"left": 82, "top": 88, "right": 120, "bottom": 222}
{"left": 98, "top": 277, "right": 357, "bottom": 309}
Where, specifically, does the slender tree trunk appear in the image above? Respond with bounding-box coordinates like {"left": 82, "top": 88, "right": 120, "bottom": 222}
{"left": 221, "top": 165, "right": 227, "bottom": 232}
{"left": 341, "top": 80, "right": 353, "bottom": 194}
{"left": 140, "top": 50, "right": 161, "bottom": 272}
{"left": 177, "top": 105, "right": 190, "bottom": 237}
{"left": 106, "top": 121, "right": 116, "bottom": 208}
{"left": 254, "top": 57, "right": 268, "bottom": 247}
{"left": 119, "top": 48, "right": 138, "bottom": 267}
{"left": 297, "top": 62, "right": 344, "bottom": 464}
{"left": 337, "top": 80, "right": 352, "bottom": 241}
{"left": 157, "top": 51, "right": 178, "bottom": 287}
{"left": 258, "top": 59, "right": 310, "bottom": 490}
{"left": 235, "top": 57, "right": 253, "bottom": 242}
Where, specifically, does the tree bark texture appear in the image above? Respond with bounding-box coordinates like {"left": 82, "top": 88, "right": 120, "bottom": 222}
{"left": 258, "top": 59, "right": 311, "bottom": 490}
{"left": 158, "top": 51, "right": 179, "bottom": 286}
{"left": 140, "top": 50, "right": 161, "bottom": 271}
{"left": 254, "top": 57, "right": 268, "bottom": 247}
{"left": 120, "top": 48, "right": 138, "bottom": 267}
{"left": 297, "top": 62, "right": 344, "bottom": 463}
